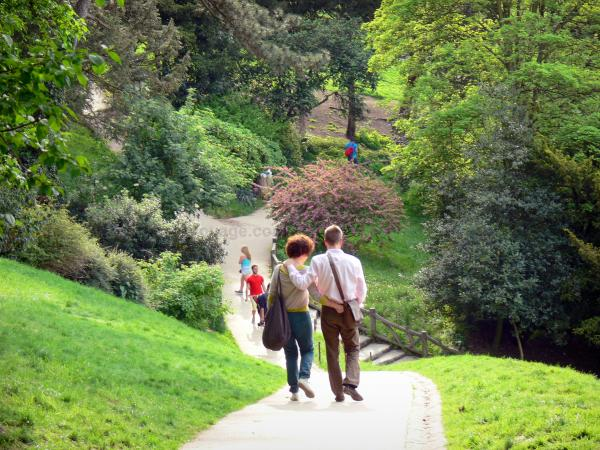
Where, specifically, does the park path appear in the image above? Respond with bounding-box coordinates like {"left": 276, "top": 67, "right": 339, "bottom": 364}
{"left": 182, "top": 208, "right": 447, "bottom": 450}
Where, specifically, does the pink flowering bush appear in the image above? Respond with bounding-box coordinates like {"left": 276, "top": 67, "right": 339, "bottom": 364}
{"left": 269, "top": 160, "right": 403, "bottom": 245}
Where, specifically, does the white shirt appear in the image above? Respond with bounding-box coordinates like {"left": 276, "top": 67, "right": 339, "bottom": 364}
{"left": 287, "top": 249, "right": 367, "bottom": 305}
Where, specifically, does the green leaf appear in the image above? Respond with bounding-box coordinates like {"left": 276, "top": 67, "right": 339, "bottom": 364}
{"left": 88, "top": 53, "right": 105, "bottom": 66}
{"left": 77, "top": 72, "right": 88, "bottom": 87}
{"left": 95, "top": 0, "right": 107, "bottom": 7}
{"left": 92, "top": 63, "right": 109, "bottom": 76}
{"left": 117, "top": 0, "right": 125, "bottom": 7}
{"left": 2, "top": 34, "right": 13, "bottom": 47}
{"left": 107, "top": 50, "right": 122, "bottom": 65}
{"left": 134, "top": 43, "right": 146, "bottom": 55}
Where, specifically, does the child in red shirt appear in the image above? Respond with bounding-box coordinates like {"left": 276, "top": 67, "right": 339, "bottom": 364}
{"left": 245, "top": 265, "right": 266, "bottom": 325}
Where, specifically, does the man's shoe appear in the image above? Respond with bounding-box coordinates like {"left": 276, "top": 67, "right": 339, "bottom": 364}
{"left": 298, "top": 378, "right": 315, "bottom": 398}
{"left": 334, "top": 393, "right": 345, "bottom": 402}
{"left": 343, "top": 386, "right": 364, "bottom": 401}
{"left": 235, "top": 290, "right": 243, "bottom": 294}
{"left": 290, "top": 392, "right": 299, "bottom": 401}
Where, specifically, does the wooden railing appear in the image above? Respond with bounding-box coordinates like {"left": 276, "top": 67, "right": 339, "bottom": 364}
{"left": 270, "top": 237, "right": 459, "bottom": 357}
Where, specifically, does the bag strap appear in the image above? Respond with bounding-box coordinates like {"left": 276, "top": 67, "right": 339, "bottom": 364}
{"left": 327, "top": 253, "right": 346, "bottom": 302}
{"left": 276, "top": 264, "right": 284, "bottom": 301}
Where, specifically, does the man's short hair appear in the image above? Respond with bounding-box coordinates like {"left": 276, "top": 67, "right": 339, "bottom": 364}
{"left": 285, "top": 234, "right": 315, "bottom": 258}
{"left": 324, "top": 225, "right": 343, "bottom": 245}
{"left": 251, "top": 264, "right": 258, "bottom": 270}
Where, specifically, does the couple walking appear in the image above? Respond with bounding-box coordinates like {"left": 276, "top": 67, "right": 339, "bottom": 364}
{"left": 268, "top": 225, "right": 367, "bottom": 402}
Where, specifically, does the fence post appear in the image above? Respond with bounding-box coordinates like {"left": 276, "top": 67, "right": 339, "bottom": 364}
{"left": 369, "top": 308, "right": 377, "bottom": 338}
{"left": 420, "top": 330, "right": 429, "bottom": 357}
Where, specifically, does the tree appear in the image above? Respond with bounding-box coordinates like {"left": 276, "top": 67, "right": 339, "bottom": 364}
{"left": 366, "top": 0, "right": 600, "bottom": 199}
{"left": 417, "top": 107, "right": 576, "bottom": 356}
{"left": 0, "top": 1, "right": 94, "bottom": 196}
{"left": 269, "top": 160, "right": 403, "bottom": 245}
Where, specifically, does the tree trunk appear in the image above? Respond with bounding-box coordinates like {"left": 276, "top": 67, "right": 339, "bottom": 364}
{"left": 346, "top": 83, "right": 357, "bottom": 140}
{"left": 511, "top": 320, "right": 525, "bottom": 360}
{"left": 75, "top": 0, "right": 92, "bottom": 18}
{"left": 297, "top": 113, "right": 308, "bottom": 137}
{"left": 492, "top": 317, "right": 504, "bottom": 351}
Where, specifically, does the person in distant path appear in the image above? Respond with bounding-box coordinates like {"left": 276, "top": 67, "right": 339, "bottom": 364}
{"left": 284, "top": 225, "right": 367, "bottom": 402}
{"left": 255, "top": 283, "right": 269, "bottom": 327}
{"left": 269, "top": 234, "right": 320, "bottom": 402}
{"left": 236, "top": 246, "right": 252, "bottom": 297}
{"left": 246, "top": 265, "right": 266, "bottom": 325}
{"left": 344, "top": 139, "right": 359, "bottom": 165}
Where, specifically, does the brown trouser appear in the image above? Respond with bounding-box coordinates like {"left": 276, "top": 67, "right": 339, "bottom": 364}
{"left": 321, "top": 303, "right": 360, "bottom": 395}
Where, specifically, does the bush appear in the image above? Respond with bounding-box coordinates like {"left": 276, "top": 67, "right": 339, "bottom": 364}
{"left": 85, "top": 191, "right": 170, "bottom": 260}
{"left": 106, "top": 251, "right": 147, "bottom": 303}
{"left": 16, "top": 207, "right": 115, "bottom": 291}
{"left": 269, "top": 160, "right": 404, "bottom": 245}
{"left": 169, "top": 211, "right": 226, "bottom": 265}
{"left": 0, "top": 187, "right": 39, "bottom": 255}
{"left": 141, "top": 252, "right": 226, "bottom": 331}
{"left": 85, "top": 192, "right": 227, "bottom": 264}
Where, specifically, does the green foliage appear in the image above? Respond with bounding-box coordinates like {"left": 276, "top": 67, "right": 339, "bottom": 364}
{"left": 417, "top": 112, "right": 576, "bottom": 343}
{"left": 15, "top": 207, "right": 115, "bottom": 292}
{"left": 366, "top": 0, "right": 600, "bottom": 199}
{"left": 85, "top": 191, "right": 226, "bottom": 264}
{"left": 85, "top": 191, "right": 170, "bottom": 260}
{"left": 141, "top": 252, "right": 227, "bottom": 331}
{"left": 115, "top": 98, "right": 283, "bottom": 216}
{"left": 375, "top": 355, "right": 600, "bottom": 449}
{"left": 106, "top": 250, "right": 147, "bottom": 303}
{"left": 59, "top": 126, "right": 120, "bottom": 218}
{"left": 0, "top": 0, "right": 90, "bottom": 199}
{"left": 169, "top": 211, "right": 227, "bottom": 265}
{"left": 0, "top": 258, "right": 284, "bottom": 448}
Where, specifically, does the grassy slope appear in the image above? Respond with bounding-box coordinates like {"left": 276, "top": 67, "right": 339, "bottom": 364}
{"left": 377, "top": 356, "right": 600, "bottom": 449}
{"left": 0, "top": 258, "right": 284, "bottom": 449}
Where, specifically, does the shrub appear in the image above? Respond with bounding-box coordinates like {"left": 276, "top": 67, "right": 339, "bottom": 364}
{"left": 16, "top": 207, "right": 115, "bottom": 291}
{"left": 106, "top": 251, "right": 147, "bottom": 303}
{"left": 85, "top": 191, "right": 170, "bottom": 260}
{"left": 0, "top": 187, "right": 40, "bottom": 255}
{"left": 85, "top": 192, "right": 227, "bottom": 264}
{"left": 269, "top": 160, "right": 404, "bottom": 245}
{"left": 169, "top": 211, "right": 227, "bottom": 265}
{"left": 304, "top": 135, "right": 347, "bottom": 162}
{"left": 141, "top": 252, "right": 226, "bottom": 331}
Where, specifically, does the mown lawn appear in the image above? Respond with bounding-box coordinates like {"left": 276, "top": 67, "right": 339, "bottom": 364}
{"left": 0, "top": 258, "right": 284, "bottom": 449}
{"left": 375, "top": 355, "right": 600, "bottom": 449}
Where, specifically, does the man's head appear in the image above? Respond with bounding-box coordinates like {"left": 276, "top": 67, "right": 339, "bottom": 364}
{"left": 324, "top": 225, "right": 343, "bottom": 249}
{"left": 251, "top": 264, "right": 259, "bottom": 274}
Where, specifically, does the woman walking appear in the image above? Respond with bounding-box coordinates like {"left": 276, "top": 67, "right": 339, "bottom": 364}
{"left": 268, "top": 234, "right": 316, "bottom": 401}
{"left": 236, "top": 246, "right": 252, "bottom": 297}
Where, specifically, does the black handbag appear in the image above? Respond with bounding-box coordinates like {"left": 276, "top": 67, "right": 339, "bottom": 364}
{"left": 262, "top": 265, "right": 291, "bottom": 351}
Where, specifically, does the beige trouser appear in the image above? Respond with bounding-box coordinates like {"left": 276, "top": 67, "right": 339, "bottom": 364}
{"left": 321, "top": 303, "right": 360, "bottom": 395}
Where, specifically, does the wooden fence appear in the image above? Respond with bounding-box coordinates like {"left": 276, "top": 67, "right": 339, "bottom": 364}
{"left": 271, "top": 237, "right": 459, "bottom": 357}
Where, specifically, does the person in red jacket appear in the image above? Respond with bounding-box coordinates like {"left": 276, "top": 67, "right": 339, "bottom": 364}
{"left": 245, "top": 265, "right": 266, "bottom": 325}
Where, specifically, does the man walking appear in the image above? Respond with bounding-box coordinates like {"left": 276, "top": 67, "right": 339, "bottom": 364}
{"left": 285, "top": 225, "right": 367, "bottom": 402}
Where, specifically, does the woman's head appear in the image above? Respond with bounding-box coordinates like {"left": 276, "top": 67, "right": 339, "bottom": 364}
{"left": 241, "top": 246, "right": 251, "bottom": 259}
{"left": 285, "top": 234, "right": 315, "bottom": 263}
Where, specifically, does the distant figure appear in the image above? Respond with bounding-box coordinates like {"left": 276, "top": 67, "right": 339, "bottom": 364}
{"left": 236, "top": 246, "right": 252, "bottom": 297}
{"left": 344, "top": 140, "right": 358, "bottom": 165}
{"left": 246, "top": 265, "right": 266, "bottom": 325}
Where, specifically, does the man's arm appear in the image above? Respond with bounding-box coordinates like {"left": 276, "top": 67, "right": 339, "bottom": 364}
{"left": 285, "top": 259, "right": 317, "bottom": 291}
{"left": 355, "top": 259, "right": 367, "bottom": 305}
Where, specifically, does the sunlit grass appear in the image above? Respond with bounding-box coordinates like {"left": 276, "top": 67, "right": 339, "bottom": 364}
{"left": 0, "top": 258, "right": 284, "bottom": 449}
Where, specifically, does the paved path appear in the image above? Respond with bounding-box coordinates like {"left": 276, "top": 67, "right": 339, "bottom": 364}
{"left": 182, "top": 208, "right": 446, "bottom": 449}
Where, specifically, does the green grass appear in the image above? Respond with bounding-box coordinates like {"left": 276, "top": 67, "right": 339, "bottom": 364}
{"left": 375, "top": 355, "right": 600, "bottom": 449}
{"left": 0, "top": 258, "right": 284, "bottom": 449}
{"left": 204, "top": 199, "right": 264, "bottom": 219}
{"left": 371, "top": 66, "right": 405, "bottom": 103}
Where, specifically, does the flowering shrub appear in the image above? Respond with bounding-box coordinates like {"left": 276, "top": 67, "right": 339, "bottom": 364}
{"left": 269, "top": 160, "right": 403, "bottom": 245}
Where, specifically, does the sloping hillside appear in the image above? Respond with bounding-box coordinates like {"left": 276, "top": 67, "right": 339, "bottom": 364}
{"left": 0, "top": 259, "right": 284, "bottom": 449}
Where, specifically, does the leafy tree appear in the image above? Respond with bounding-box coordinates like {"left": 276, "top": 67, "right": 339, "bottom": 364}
{"left": 269, "top": 160, "right": 403, "bottom": 245}
{"left": 366, "top": 0, "right": 600, "bottom": 196}
{"left": 0, "top": 1, "right": 94, "bottom": 203}
{"left": 417, "top": 107, "right": 576, "bottom": 355}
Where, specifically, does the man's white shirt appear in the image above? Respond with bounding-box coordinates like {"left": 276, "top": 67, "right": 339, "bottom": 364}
{"left": 287, "top": 248, "right": 367, "bottom": 305}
